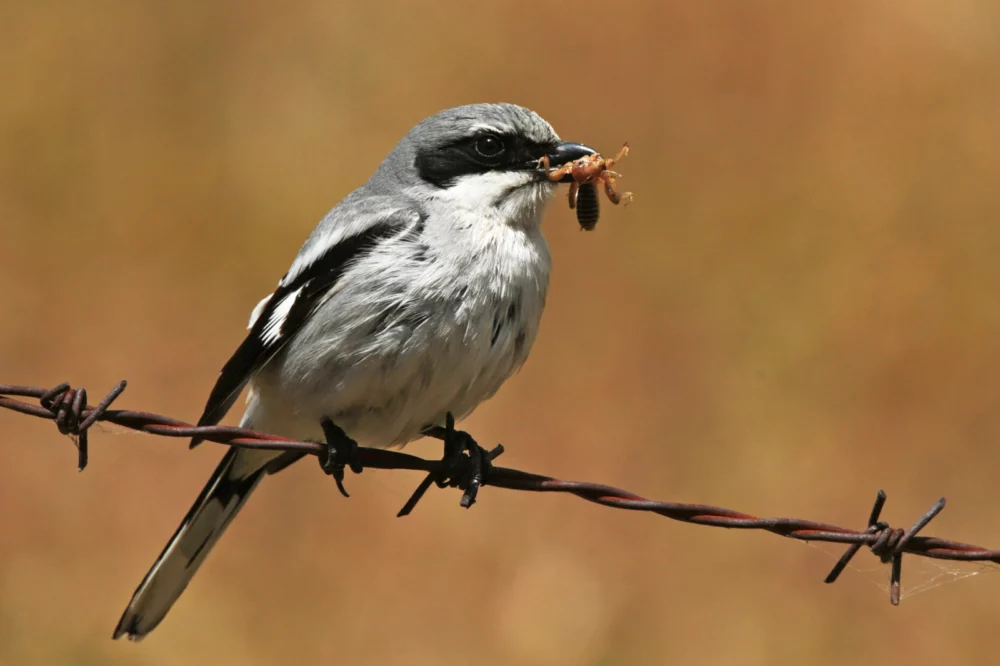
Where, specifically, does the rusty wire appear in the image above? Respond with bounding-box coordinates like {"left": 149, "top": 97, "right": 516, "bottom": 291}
{"left": 2, "top": 380, "right": 999, "bottom": 605}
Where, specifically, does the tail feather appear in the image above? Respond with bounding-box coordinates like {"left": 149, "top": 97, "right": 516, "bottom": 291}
{"left": 113, "top": 447, "right": 272, "bottom": 640}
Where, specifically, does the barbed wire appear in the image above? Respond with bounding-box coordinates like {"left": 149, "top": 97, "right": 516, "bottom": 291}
{"left": 2, "top": 379, "right": 999, "bottom": 605}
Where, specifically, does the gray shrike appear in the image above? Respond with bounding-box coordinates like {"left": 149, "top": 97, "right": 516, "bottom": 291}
{"left": 113, "top": 103, "right": 596, "bottom": 640}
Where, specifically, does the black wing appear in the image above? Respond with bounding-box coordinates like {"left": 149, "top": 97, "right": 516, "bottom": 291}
{"left": 190, "top": 215, "right": 415, "bottom": 446}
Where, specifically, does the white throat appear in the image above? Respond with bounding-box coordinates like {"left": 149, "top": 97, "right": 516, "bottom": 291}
{"left": 412, "top": 171, "right": 557, "bottom": 230}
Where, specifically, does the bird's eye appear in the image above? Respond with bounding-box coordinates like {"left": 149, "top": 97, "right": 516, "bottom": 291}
{"left": 474, "top": 134, "right": 505, "bottom": 158}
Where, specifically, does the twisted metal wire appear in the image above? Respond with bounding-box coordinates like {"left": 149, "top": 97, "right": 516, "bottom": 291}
{"left": 2, "top": 380, "right": 999, "bottom": 605}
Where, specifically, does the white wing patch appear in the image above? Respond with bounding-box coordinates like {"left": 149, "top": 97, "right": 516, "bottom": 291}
{"left": 248, "top": 294, "right": 273, "bottom": 329}
{"left": 260, "top": 287, "right": 302, "bottom": 345}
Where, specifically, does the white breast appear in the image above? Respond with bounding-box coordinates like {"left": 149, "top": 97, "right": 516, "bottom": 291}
{"left": 246, "top": 201, "right": 552, "bottom": 448}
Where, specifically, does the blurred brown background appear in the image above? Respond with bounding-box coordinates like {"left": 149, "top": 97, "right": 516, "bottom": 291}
{"left": 3, "top": 1, "right": 1000, "bottom": 664}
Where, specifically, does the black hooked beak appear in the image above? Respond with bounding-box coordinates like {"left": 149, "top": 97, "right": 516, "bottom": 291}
{"left": 533, "top": 142, "right": 597, "bottom": 183}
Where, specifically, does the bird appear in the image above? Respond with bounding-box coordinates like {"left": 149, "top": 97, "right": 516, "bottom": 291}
{"left": 112, "top": 103, "right": 597, "bottom": 640}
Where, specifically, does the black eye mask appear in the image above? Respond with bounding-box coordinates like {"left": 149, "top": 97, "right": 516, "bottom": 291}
{"left": 414, "top": 133, "right": 554, "bottom": 188}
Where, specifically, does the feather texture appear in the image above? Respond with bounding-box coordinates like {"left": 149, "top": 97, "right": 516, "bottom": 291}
{"left": 190, "top": 203, "right": 422, "bottom": 445}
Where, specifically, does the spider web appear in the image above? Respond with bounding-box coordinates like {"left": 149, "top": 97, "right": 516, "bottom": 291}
{"left": 804, "top": 540, "right": 1000, "bottom": 601}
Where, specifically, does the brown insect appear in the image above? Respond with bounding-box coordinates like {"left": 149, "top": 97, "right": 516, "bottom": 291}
{"left": 538, "top": 143, "right": 633, "bottom": 230}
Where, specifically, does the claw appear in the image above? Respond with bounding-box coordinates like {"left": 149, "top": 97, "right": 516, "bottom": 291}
{"left": 396, "top": 412, "right": 503, "bottom": 516}
{"left": 319, "top": 418, "right": 362, "bottom": 497}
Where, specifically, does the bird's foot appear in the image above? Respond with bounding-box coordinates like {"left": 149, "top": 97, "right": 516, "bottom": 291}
{"left": 318, "top": 417, "right": 363, "bottom": 497}
{"left": 397, "top": 412, "right": 504, "bottom": 516}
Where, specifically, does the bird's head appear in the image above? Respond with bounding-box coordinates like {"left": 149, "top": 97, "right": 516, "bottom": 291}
{"left": 373, "top": 103, "right": 595, "bottom": 227}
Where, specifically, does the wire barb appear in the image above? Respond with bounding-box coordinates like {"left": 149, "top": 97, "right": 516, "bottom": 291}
{"left": 823, "top": 490, "right": 947, "bottom": 603}
{"left": 1, "top": 380, "right": 998, "bottom": 606}
{"left": 11, "top": 380, "right": 128, "bottom": 471}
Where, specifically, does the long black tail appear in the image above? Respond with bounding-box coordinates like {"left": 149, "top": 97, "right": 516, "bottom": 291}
{"left": 112, "top": 448, "right": 271, "bottom": 640}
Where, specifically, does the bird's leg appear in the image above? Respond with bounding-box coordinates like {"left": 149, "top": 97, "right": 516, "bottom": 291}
{"left": 397, "top": 412, "right": 504, "bottom": 516}
{"left": 318, "top": 417, "right": 363, "bottom": 497}
{"left": 435, "top": 412, "right": 478, "bottom": 490}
